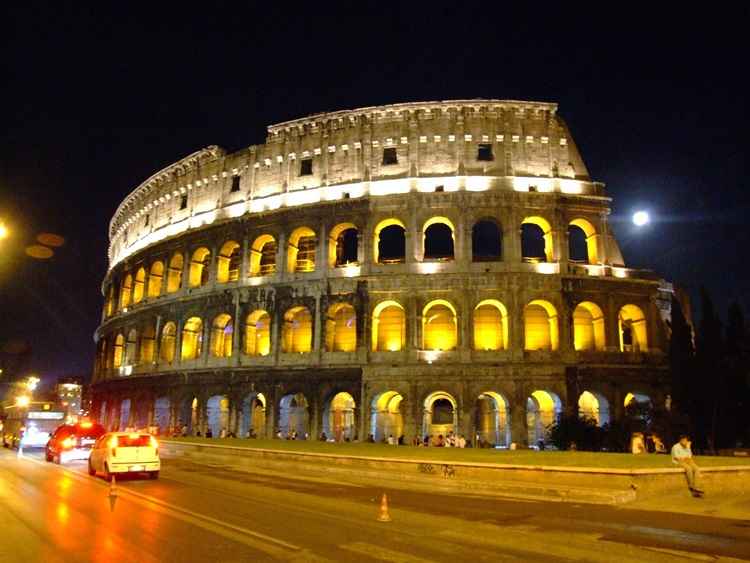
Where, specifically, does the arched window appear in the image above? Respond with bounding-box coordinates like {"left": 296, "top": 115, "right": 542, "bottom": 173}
{"left": 139, "top": 324, "right": 156, "bottom": 363}
{"left": 120, "top": 274, "right": 133, "bottom": 309}
{"left": 573, "top": 302, "right": 606, "bottom": 351}
{"left": 569, "top": 219, "right": 598, "bottom": 264}
{"left": 282, "top": 306, "right": 313, "bottom": 353}
{"left": 181, "top": 317, "right": 203, "bottom": 360}
{"left": 524, "top": 300, "right": 559, "bottom": 351}
{"left": 373, "top": 219, "right": 406, "bottom": 264}
{"left": 125, "top": 329, "right": 137, "bottom": 365}
{"left": 189, "top": 247, "right": 211, "bottom": 288}
{"left": 132, "top": 267, "right": 146, "bottom": 303}
{"left": 578, "top": 391, "right": 610, "bottom": 426}
{"left": 105, "top": 286, "right": 115, "bottom": 317}
{"left": 372, "top": 301, "right": 406, "bottom": 352}
{"left": 147, "top": 261, "right": 164, "bottom": 298}
{"left": 473, "top": 299, "right": 509, "bottom": 351}
{"left": 244, "top": 310, "right": 271, "bottom": 356}
{"left": 113, "top": 334, "right": 124, "bottom": 368}
{"left": 210, "top": 314, "right": 234, "bottom": 357}
{"left": 325, "top": 303, "right": 356, "bottom": 352}
{"left": 521, "top": 216, "right": 553, "bottom": 262}
{"left": 287, "top": 227, "right": 316, "bottom": 273}
{"left": 328, "top": 223, "right": 359, "bottom": 267}
{"left": 619, "top": 304, "right": 648, "bottom": 352}
{"left": 423, "top": 217, "right": 455, "bottom": 261}
{"left": 472, "top": 220, "right": 502, "bottom": 262}
{"left": 160, "top": 322, "right": 177, "bottom": 364}
{"left": 216, "top": 241, "right": 241, "bottom": 283}
{"left": 167, "top": 253, "right": 183, "bottom": 293}
{"left": 249, "top": 234, "right": 276, "bottom": 276}
{"left": 422, "top": 300, "right": 457, "bottom": 351}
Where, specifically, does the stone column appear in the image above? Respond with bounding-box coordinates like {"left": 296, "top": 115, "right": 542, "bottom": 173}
{"left": 265, "top": 387, "right": 277, "bottom": 438}
{"left": 232, "top": 292, "right": 242, "bottom": 362}
{"left": 181, "top": 250, "right": 191, "bottom": 292}
{"left": 510, "top": 394, "right": 528, "bottom": 447}
{"left": 313, "top": 294, "right": 323, "bottom": 363}
{"left": 240, "top": 236, "right": 250, "bottom": 282}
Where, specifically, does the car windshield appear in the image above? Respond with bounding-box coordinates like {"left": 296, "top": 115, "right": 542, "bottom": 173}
{"left": 117, "top": 435, "right": 152, "bottom": 447}
{"left": 76, "top": 424, "right": 105, "bottom": 439}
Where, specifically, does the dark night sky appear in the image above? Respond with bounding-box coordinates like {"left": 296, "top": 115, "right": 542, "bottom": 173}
{"left": 1, "top": 5, "right": 748, "bottom": 385}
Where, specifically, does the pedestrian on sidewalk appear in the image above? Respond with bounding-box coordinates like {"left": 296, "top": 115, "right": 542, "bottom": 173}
{"left": 671, "top": 434, "right": 704, "bottom": 497}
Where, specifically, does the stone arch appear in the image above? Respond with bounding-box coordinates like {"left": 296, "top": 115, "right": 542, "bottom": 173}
{"left": 526, "top": 390, "right": 562, "bottom": 446}
{"left": 249, "top": 234, "right": 276, "bottom": 276}
{"left": 105, "top": 285, "right": 115, "bottom": 317}
{"left": 181, "top": 317, "right": 203, "bottom": 360}
{"left": 278, "top": 392, "right": 309, "bottom": 438}
{"left": 624, "top": 392, "right": 652, "bottom": 408}
{"left": 578, "top": 390, "right": 610, "bottom": 426}
{"left": 244, "top": 309, "right": 271, "bottom": 356}
{"left": 120, "top": 273, "right": 133, "bottom": 308}
{"left": 113, "top": 333, "right": 124, "bottom": 368}
{"left": 372, "top": 300, "right": 405, "bottom": 352}
{"left": 125, "top": 329, "right": 137, "bottom": 365}
{"left": 239, "top": 392, "right": 266, "bottom": 438}
{"left": 206, "top": 395, "right": 230, "bottom": 437}
{"left": 619, "top": 304, "right": 648, "bottom": 352}
{"left": 325, "top": 302, "right": 357, "bottom": 352}
{"left": 373, "top": 218, "right": 406, "bottom": 264}
{"left": 216, "top": 240, "right": 241, "bottom": 283}
{"left": 328, "top": 223, "right": 359, "bottom": 267}
{"left": 472, "top": 218, "right": 502, "bottom": 262}
{"left": 160, "top": 321, "right": 177, "bottom": 364}
{"left": 178, "top": 395, "right": 200, "bottom": 435}
{"left": 370, "top": 390, "right": 404, "bottom": 442}
{"left": 475, "top": 391, "right": 510, "bottom": 447}
{"left": 287, "top": 227, "right": 317, "bottom": 273}
{"left": 167, "top": 252, "right": 183, "bottom": 293}
{"left": 568, "top": 218, "right": 598, "bottom": 264}
{"left": 153, "top": 396, "right": 171, "bottom": 434}
{"left": 423, "top": 216, "right": 455, "bottom": 260}
{"left": 119, "top": 398, "right": 132, "bottom": 431}
{"left": 422, "top": 299, "right": 457, "bottom": 351}
{"left": 524, "top": 299, "right": 559, "bottom": 351}
{"left": 473, "top": 299, "right": 509, "bottom": 351}
{"left": 210, "top": 313, "right": 234, "bottom": 357}
{"left": 133, "top": 267, "right": 146, "bottom": 303}
{"left": 139, "top": 323, "right": 156, "bottom": 364}
{"left": 189, "top": 247, "right": 211, "bottom": 288}
{"left": 282, "top": 306, "right": 312, "bottom": 353}
{"left": 423, "top": 391, "right": 458, "bottom": 439}
{"left": 148, "top": 261, "right": 164, "bottom": 298}
{"left": 521, "top": 216, "right": 553, "bottom": 262}
{"left": 322, "top": 392, "right": 356, "bottom": 441}
{"left": 573, "top": 301, "right": 606, "bottom": 351}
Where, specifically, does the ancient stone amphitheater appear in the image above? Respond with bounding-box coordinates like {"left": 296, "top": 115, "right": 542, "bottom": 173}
{"left": 92, "top": 99, "right": 670, "bottom": 447}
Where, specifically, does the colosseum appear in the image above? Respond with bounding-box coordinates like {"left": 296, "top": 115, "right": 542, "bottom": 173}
{"left": 92, "top": 99, "right": 672, "bottom": 447}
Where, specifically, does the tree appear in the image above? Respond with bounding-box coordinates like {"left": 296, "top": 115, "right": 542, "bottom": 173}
{"left": 668, "top": 296, "right": 694, "bottom": 415}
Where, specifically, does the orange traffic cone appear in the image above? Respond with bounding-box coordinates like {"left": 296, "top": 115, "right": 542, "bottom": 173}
{"left": 377, "top": 493, "right": 392, "bottom": 522}
{"left": 108, "top": 474, "right": 118, "bottom": 512}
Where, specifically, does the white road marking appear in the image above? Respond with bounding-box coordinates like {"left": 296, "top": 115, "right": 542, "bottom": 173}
{"left": 19, "top": 454, "right": 305, "bottom": 559}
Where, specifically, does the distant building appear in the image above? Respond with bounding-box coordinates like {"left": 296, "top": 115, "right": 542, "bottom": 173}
{"left": 56, "top": 378, "right": 82, "bottom": 422}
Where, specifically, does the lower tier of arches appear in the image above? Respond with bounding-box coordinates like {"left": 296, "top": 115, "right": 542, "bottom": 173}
{"left": 91, "top": 366, "right": 667, "bottom": 448}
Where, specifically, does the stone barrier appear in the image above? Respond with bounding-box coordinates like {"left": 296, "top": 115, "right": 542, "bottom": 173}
{"left": 160, "top": 440, "right": 750, "bottom": 505}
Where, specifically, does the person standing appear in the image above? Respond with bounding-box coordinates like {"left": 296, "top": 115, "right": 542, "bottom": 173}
{"left": 671, "top": 434, "right": 704, "bottom": 497}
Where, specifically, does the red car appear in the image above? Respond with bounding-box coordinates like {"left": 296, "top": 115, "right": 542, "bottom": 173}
{"left": 45, "top": 421, "right": 106, "bottom": 464}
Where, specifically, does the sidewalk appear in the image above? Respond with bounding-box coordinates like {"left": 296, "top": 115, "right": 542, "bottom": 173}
{"left": 628, "top": 489, "right": 750, "bottom": 519}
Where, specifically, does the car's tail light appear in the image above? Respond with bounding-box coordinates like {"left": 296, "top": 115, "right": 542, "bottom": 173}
{"left": 62, "top": 437, "right": 76, "bottom": 450}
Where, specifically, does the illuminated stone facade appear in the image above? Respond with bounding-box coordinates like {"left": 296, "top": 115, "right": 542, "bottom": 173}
{"left": 92, "top": 100, "right": 671, "bottom": 446}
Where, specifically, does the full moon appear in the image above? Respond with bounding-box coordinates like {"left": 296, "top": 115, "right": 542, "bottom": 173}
{"left": 632, "top": 211, "right": 650, "bottom": 227}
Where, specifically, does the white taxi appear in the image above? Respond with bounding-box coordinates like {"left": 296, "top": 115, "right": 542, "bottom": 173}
{"left": 88, "top": 432, "right": 160, "bottom": 479}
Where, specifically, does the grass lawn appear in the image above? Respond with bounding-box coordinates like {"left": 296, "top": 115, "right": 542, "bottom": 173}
{"left": 163, "top": 437, "right": 750, "bottom": 469}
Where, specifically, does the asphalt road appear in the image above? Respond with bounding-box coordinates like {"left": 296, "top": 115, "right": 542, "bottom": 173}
{"left": 1, "top": 447, "right": 749, "bottom": 562}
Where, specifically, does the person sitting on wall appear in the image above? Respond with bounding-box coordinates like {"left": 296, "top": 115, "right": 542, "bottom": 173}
{"left": 366, "top": 433, "right": 375, "bottom": 443}
{"left": 672, "top": 434, "right": 704, "bottom": 498}
{"left": 319, "top": 432, "right": 327, "bottom": 442}
{"left": 631, "top": 432, "right": 646, "bottom": 454}
{"left": 205, "top": 428, "right": 213, "bottom": 438}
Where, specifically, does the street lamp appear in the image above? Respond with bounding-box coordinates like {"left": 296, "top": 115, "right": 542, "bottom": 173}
{"left": 26, "top": 376, "right": 40, "bottom": 391}
{"left": 0, "top": 222, "right": 7, "bottom": 240}
{"left": 15, "top": 396, "right": 30, "bottom": 408}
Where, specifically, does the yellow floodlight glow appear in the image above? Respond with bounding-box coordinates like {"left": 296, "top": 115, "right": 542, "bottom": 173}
{"left": 0, "top": 222, "right": 8, "bottom": 240}
{"left": 16, "top": 396, "right": 31, "bottom": 408}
